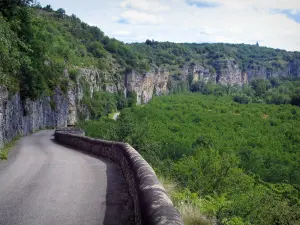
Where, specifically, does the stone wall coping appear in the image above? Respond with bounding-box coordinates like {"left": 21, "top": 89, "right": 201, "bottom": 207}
{"left": 54, "top": 130, "right": 184, "bottom": 225}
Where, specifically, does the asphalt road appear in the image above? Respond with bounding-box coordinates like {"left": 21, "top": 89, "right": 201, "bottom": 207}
{"left": 0, "top": 130, "right": 134, "bottom": 225}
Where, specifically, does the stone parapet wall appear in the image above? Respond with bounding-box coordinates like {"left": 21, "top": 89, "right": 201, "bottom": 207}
{"left": 54, "top": 130, "right": 184, "bottom": 225}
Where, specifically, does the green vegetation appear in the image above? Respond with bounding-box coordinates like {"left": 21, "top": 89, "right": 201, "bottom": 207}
{"left": 0, "top": 136, "right": 20, "bottom": 160}
{"left": 108, "top": 111, "right": 120, "bottom": 120}
{"left": 80, "top": 93, "right": 300, "bottom": 225}
{"left": 188, "top": 77, "right": 300, "bottom": 107}
{"left": 0, "top": 1, "right": 147, "bottom": 100}
{"left": 2, "top": 2, "right": 300, "bottom": 224}
{"left": 132, "top": 40, "right": 300, "bottom": 76}
{"left": 2, "top": 1, "right": 300, "bottom": 103}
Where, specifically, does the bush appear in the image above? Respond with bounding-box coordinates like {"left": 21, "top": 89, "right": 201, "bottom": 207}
{"left": 68, "top": 68, "right": 79, "bottom": 82}
{"left": 291, "top": 88, "right": 300, "bottom": 106}
{"left": 232, "top": 93, "right": 251, "bottom": 104}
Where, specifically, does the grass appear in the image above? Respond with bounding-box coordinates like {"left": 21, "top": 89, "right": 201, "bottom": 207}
{"left": 158, "top": 176, "right": 213, "bottom": 225}
{"left": 0, "top": 137, "right": 20, "bottom": 160}
{"left": 108, "top": 111, "right": 120, "bottom": 120}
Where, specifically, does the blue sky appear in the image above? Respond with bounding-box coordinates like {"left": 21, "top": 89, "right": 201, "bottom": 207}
{"left": 38, "top": 0, "right": 300, "bottom": 51}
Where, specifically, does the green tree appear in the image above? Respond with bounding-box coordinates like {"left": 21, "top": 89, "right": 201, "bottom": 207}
{"left": 43, "top": 4, "right": 53, "bottom": 11}
{"left": 56, "top": 8, "right": 66, "bottom": 16}
{"left": 0, "top": 0, "right": 32, "bottom": 11}
{"left": 291, "top": 88, "right": 300, "bottom": 106}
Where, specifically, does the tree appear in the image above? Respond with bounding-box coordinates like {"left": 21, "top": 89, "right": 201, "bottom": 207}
{"left": 87, "top": 41, "right": 107, "bottom": 58}
{"left": 250, "top": 79, "right": 270, "bottom": 96}
{"left": 146, "top": 39, "right": 152, "bottom": 46}
{"left": 291, "top": 88, "right": 300, "bottom": 106}
{"left": 43, "top": 4, "right": 53, "bottom": 11}
{"left": 32, "top": 1, "right": 42, "bottom": 9}
{"left": 0, "top": 0, "right": 33, "bottom": 11}
{"left": 56, "top": 8, "right": 66, "bottom": 15}
{"left": 232, "top": 93, "right": 251, "bottom": 104}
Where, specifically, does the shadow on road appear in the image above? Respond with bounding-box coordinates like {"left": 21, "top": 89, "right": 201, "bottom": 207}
{"left": 51, "top": 138, "right": 135, "bottom": 225}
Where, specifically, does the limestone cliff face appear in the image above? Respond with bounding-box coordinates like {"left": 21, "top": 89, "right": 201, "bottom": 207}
{"left": 179, "top": 60, "right": 244, "bottom": 86}
{"left": 125, "top": 68, "right": 169, "bottom": 104}
{"left": 74, "top": 67, "right": 169, "bottom": 106}
{"left": 3, "top": 57, "right": 299, "bottom": 146}
{"left": 191, "top": 65, "right": 216, "bottom": 83}
{"left": 213, "top": 59, "right": 245, "bottom": 85}
{"left": 245, "top": 59, "right": 300, "bottom": 80}
{"left": 0, "top": 86, "right": 68, "bottom": 148}
{"left": 177, "top": 58, "right": 300, "bottom": 86}
{"left": 180, "top": 64, "right": 216, "bottom": 83}
{"left": 65, "top": 67, "right": 170, "bottom": 125}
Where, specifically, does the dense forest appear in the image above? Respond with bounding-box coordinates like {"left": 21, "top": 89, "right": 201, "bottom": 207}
{"left": 80, "top": 94, "right": 300, "bottom": 225}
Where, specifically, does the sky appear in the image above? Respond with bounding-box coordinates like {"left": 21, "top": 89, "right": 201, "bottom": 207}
{"left": 38, "top": 0, "right": 300, "bottom": 51}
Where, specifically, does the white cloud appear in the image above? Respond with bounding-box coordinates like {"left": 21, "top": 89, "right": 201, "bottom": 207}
{"left": 195, "top": 0, "right": 300, "bottom": 10}
{"left": 112, "top": 30, "right": 132, "bottom": 36}
{"left": 121, "top": 0, "right": 170, "bottom": 12}
{"left": 118, "top": 10, "right": 163, "bottom": 25}
{"left": 39, "top": 0, "right": 300, "bottom": 51}
{"left": 198, "top": 27, "right": 220, "bottom": 35}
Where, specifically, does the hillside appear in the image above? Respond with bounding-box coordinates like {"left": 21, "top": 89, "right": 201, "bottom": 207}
{"left": 0, "top": 2, "right": 148, "bottom": 99}
{"left": 131, "top": 41, "right": 300, "bottom": 85}
{"left": 80, "top": 93, "right": 300, "bottom": 225}
{"left": 1, "top": 1, "right": 300, "bottom": 109}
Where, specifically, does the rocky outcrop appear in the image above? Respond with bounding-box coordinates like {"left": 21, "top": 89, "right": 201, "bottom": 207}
{"left": 65, "top": 67, "right": 170, "bottom": 124}
{"left": 125, "top": 68, "right": 169, "bottom": 104}
{"left": 67, "top": 87, "right": 77, "bottom": 126}
{"left": 0, "top": 86, "right": 68, "bottom": 148}
{"left": 245, "top": 59, "right": 300, "bottom": 81}
{"left": 4, "top": 56, "right": 299, "bottom": 146}
{"left": 213, "top": 59, "right": 245, "bottom": 85}
{"left": 179, "top": 60, "right": 245, "bottom": 86}
{"left": 180, "top": 64, "right": 216, "bottom": 83}
{"left": 177, "top": 58, "right": 300, "bottom": 87}
{"left": 190, "top": 65, "right": 216, "bottom": 83}
{"left": 71, "top": 67, "right": 170, "bottom": 108}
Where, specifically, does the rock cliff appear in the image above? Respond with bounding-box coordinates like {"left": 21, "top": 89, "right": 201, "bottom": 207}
{"left": 66, "top": 67, "right": 170, "bottom": 125}
{"left": 175, "top": 58, "right": 300, "bottom": 87}
{"left": 0, "top": 66, "right": 171, "bottom": 147}
{"left": 1, "top": 57, "right": 300, "bottom": 147}
{"left": 125, "top": 68, "right": 169, "bottom": 104}
{"left": 0, "top": 86, "right": 68, "bottom": 148}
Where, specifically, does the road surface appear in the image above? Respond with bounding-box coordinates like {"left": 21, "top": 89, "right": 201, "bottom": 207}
{"left": 0, "top": 130, "right": 134, "bottom": 225}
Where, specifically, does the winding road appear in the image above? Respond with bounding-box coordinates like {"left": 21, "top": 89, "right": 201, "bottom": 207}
{"left": 0, "top": 130, "right": 133, "bottom": 225}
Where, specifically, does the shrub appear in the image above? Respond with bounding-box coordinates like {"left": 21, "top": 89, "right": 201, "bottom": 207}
{"left": 68, "top": 68, "right": 79, "bottom": 82}
{"left": 291, "top": 88, "right": 300, "bottom": 106}
{"left": 232, "top": 93, "right": 251, "bottom": 104}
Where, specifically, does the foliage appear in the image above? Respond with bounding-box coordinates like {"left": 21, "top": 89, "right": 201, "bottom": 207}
{"left": 188, "top": 77, "right": 300, "bottom": 107}
{"left": 291, "top": 88, "right": 300, "bottom": 106}
{"left": 0, "top": 4, "right": 146, "bottom": 100}
{"left": 80, "top": 93, "right": 300, "bottom": 224}
{"left": 131, "top": 41, "right": 300, "bottom": 77}
{"left": 68, "top": 68, "right": 79, "bottom": 82}
{"left": 0, "top": 136, "right": 20, "bottom": 160}
{"left": 0, "top": 0, "right": 32, "bottom": 12}
{"left": 232, "top": 93, "right": 251, "bottom": 104}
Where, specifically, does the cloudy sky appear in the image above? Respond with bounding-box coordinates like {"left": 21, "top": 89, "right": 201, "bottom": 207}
{"left": 38, "top": 0, "right": 300, "bottom": 51}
